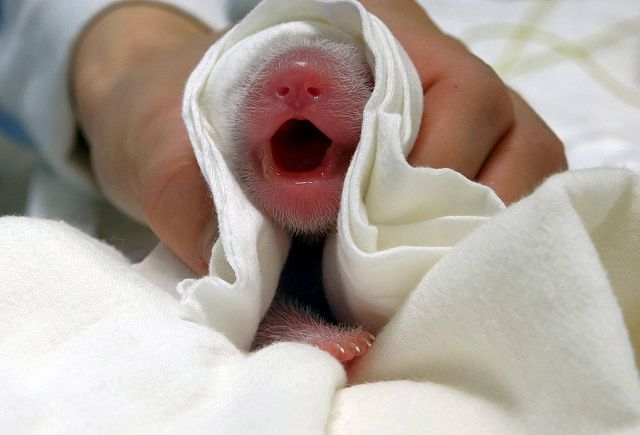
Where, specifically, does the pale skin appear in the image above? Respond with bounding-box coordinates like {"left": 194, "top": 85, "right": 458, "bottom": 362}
{"left": 73, "top": 2, "right": 567, "bottom": 275}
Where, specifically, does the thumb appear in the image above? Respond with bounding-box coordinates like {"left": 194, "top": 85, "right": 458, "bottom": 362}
{"left": 139, "top": 148, "right": 217, "bottom": 276}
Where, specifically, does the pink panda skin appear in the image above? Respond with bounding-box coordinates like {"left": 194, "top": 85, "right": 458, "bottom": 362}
{"left": 232, "top": 38, "right": 374, "bottom": 235}
{"left": 228, "top": 37, "right": 375, "bottom": 363}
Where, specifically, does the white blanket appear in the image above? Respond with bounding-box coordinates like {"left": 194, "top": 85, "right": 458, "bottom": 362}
{"left": 1, "top": 0, "right": 639, "bottom": 432}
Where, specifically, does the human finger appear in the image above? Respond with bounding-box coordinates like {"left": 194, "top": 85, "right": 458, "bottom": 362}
{"left": 358, "top": 1, "right": 514, "bottom": 177}
{"left": 476, "top": 91, "right": 567, "bottom": 204}
{"left": 407, "top": 44, "right": 514, "bottom": 178}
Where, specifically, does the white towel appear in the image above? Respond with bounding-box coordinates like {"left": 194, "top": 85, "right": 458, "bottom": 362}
{"left": 181, "top": 0, "right": 503, "bottom": 346}
{"left": 1, "top": 0, "right": 639, "bottom": 432}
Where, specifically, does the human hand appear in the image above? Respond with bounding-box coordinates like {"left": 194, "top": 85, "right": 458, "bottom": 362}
{"left": 73, "top": 5, "right": 221, "bottom": 275}
{"left": 73, "top": 2, "right": 567, "bottom": 276}
{"left": 360, "top": 0, "right": 568, "bottom": 203}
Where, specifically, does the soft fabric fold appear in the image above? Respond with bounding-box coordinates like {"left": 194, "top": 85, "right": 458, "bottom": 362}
{"left": 181, "top": 0, "right": 503, "bottom": 347}
{"left": 0, "top": 0, "right": 639, "bottom": 432}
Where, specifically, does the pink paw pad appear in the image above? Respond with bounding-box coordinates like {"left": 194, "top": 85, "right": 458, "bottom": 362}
{"left": 312, "top": 330, "right": 375, "bottom": 362}
{"left": 253, "top": 299, "right": 375, "bottom": 363}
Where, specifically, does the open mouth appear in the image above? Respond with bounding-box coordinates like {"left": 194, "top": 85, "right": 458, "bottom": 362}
{"left": 270, "top": 119, "right": 332, "bottom": 174}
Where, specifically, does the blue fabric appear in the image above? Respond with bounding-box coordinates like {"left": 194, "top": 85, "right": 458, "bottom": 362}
{"left": 0, "top": 111, "right": 36, "bottom": 149}
{"left": 0, "top": 1, "right": 35, "bottom": 148}
{"left": 227, "top": 0, "right": 262, "bottom": 22}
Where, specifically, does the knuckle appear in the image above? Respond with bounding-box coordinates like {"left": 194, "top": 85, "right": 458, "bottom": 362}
{"left": 534, "top": 130, "right": 568, "bottom": 173}
{"left": 438, "top": 39, "right": 514, "bottom": 129}
{"left": 471, "top": 62, "right": 514, "bottom": 129}
{"left": 510, "top": 91, "right": 568, "bottom": 173}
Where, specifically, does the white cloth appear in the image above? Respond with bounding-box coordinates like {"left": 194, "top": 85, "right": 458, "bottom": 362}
{"left": 1, "top": 0, "right": 640, "bottom": 432}
{"left": 2, "top": 171, "right": 639, "bottom": 433}
{"left": 182, "top": 0, "right": 434, "bottom": 348}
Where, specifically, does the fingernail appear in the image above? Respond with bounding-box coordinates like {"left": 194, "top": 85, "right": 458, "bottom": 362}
{"left": 199, "top": 219, "right": 219, "bottom": 272}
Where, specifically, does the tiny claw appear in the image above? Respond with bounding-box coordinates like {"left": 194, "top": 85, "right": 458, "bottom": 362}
{"left": 350, "top": 343, "right": 361, "bottom": 353}
{"left": 366, "top": 332, "right": 376, "bottom": 341}
{"left": 363, "top": 339, "right": 372, "bottom": 348}
{"left": 336, "top": 344, "right": 346, "bottom": 354}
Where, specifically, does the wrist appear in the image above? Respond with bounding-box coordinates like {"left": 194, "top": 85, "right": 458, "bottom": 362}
{"left": 72, "top": 3, "right": 209, "bottom": 128}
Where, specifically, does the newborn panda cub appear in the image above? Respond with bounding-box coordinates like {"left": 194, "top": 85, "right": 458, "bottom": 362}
{"left": 228, "top": 36, "right": 375, "bottom": 362}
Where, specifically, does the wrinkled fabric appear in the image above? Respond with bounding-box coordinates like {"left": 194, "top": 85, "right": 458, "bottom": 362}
{"left": 0, "top": 0, "right": 639, "bottom": 433}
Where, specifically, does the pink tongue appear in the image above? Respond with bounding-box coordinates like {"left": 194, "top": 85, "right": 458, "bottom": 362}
{"left": 270, "top": 119, "right": 332, "bottom": 173}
